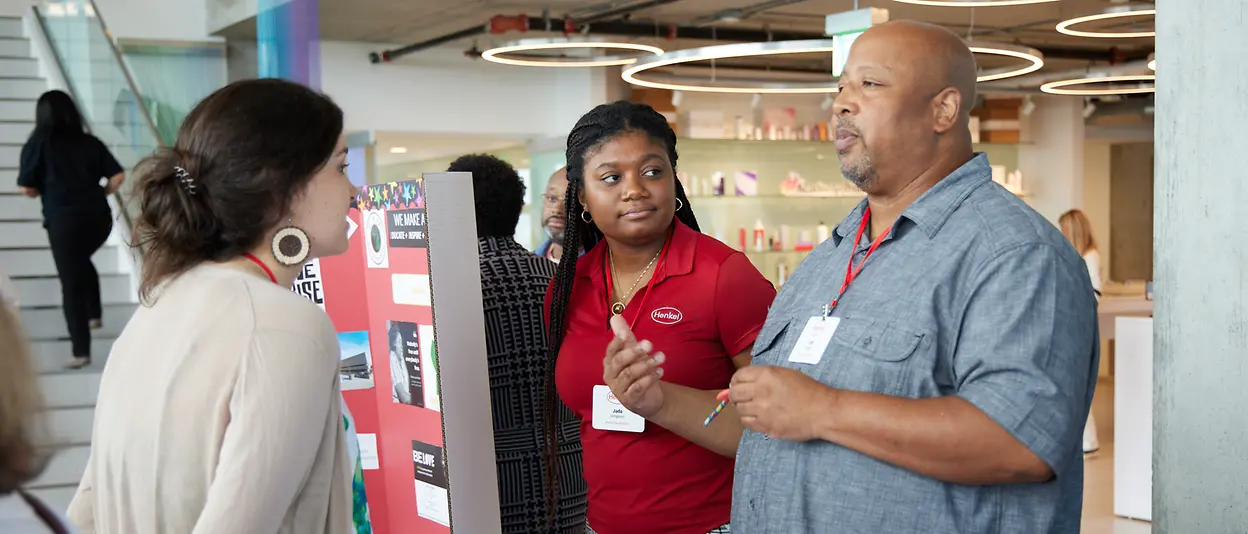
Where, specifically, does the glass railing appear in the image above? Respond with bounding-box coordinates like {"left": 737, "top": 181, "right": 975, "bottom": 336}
{"left": 32, "top": 0, "right": 165, "bottom": 237}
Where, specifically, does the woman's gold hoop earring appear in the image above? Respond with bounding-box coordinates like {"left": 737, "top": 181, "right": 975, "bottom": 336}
{"left": 581, "top": 210, "right": 593, "bottom": 223}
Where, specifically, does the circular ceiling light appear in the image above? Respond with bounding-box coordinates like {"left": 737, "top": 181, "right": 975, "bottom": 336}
{"left": 1056, "top": 5, "right": 1156, "bottom": 39}
{"left": 622, "top": 40, "right": 841, "bottom": 94}
{"left": 891, "top": 0, "right": 1059, "bottom": 6}
{"left": 1040, "top": 74, "right": 1156, "bottom": 96}
{"left": 481, "top": 37, "right": 664, "bottom": 68}
{"left": 968, "top": 42, "right": 1045, "bottom": 82}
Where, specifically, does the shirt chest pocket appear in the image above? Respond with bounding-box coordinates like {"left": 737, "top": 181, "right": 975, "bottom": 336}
{"left": 818, "top": 317, "right": 927, "bottom": 397}
{"left": 748, "top": 318, "right": 793, "bottom": 365}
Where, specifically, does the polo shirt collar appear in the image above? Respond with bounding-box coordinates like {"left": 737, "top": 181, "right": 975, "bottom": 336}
{"left": 579, "top": 219, "right": 698, "bottom": 288}
{"left": 833, "top": 152, "right": 992, "bottom": 244}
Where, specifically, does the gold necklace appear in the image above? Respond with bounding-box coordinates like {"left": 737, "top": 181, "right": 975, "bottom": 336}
{"left": 609, "top": 247, "right": 661, "bottom": 315}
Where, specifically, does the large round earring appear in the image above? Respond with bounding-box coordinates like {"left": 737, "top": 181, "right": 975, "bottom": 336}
{"left": 675, "top": 197, "right": 684, "bottom": 212}
{"left": 272, "top": 222, "right": 311, "bottom": 266}
{"left": 581, "top": 210, "right": 593, "bottom": 223}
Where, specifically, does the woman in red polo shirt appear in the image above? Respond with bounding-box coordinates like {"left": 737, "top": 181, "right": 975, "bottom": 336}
{"left": 543, "top": 101, "right": 776, "bottom": 534}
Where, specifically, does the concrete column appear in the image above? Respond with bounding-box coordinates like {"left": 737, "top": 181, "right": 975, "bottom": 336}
{"left": 256, "top": 0, "right": 318, "bottom": 88}
{"left": 1154, "top": 0, "right": 1248, "bottom": 531}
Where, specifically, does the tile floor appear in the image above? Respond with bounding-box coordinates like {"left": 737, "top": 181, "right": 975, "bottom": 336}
{"left": 1082, "top": 378, "right": 1152, "bottom": 534}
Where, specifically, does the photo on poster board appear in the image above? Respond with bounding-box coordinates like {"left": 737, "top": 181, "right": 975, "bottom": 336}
{"left": 337, "top": 331, "right": 374, "bottom": 391}
{"left": 291, "top": 259, "right": 326, "bottom": 311}
{"left": 392, "top": 273, "right": 432, "bottom": 307}
{"left": 412, "top": 440, "right": 451, "bottom": 527}
{"left": 419, "top": 324, "right": 441, "bottom": 412}
{"left": 387, "top": 320, "right": 425, "bottom": 407}
{"left": 364, "top": 209, "right": 389, "bottom": 269}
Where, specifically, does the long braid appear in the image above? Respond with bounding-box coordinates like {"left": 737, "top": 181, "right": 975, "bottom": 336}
{"left": 541, "top": 101, "right": 702, "bottom": 527}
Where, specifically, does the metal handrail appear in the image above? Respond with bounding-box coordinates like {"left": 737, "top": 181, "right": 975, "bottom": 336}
{"left": 84, "top": 0, "right": 162, "bottom": 147}
{"left": 30, "top": 1, "right": 167, "bottom": 250}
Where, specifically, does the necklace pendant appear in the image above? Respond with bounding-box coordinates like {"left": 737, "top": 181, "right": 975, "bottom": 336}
{"left": 611, "top": 302, "right": 626, "bottom": 315}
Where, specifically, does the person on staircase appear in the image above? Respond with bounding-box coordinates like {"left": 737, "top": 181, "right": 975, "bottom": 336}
{"left": 0, "top": 299, "right": 78, "bottom": 532}
{"left": 67, "top": 79, "right": 358, "bottom": 534}
{"left": 15, "top": 90, "right": 125, "bottom": 370}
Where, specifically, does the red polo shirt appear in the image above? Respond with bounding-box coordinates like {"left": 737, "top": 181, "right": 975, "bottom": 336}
{"left": 550, "top": 220, "right": 776, "bottom": 534}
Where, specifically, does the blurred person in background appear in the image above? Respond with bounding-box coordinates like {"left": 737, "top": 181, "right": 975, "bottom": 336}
{"left": 446, "top": 154, "right": 586, "bottom": 533}
{"left": 67, "top": 79, "right": 357, "bottom": 534}
{"left": 0, "top": 301, "right": 77, "bottom": 532}
{"left": 1059, "top": 208, "right": 1103, "bottom": 454}
{"left": 544, "top": 101, "right": 775, "bottom": 534}
{"left": 534, "top": 166, "right": 569, "bottom": 262}
{"left": 16, "top": 90, "right": 125, "bottom": 370}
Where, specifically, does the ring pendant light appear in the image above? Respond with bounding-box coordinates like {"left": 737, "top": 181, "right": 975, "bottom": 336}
{"left": 621, "top": 39, "right": 1045, "bottom": 94}
{"left": 1056, "top": 5, "right": 1156, "bottom": 39}
{"left": 622, "top": 40, "right": 841, "bottom": 94}
{"left": 481, "top": 37, "right": 664, "bottom": 68}
{"left": 1040, "top": 74, "right": 1156, "bottom": 96}
{"left": 891, "top": 0, "right": 1059, "bottom": 6}
{"left": 968, "top": 42, "right": 1045, "bottom": 82}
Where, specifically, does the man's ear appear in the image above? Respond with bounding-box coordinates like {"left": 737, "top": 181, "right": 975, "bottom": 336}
{"left": 931, "top": 87, "right": 963, "bottom": 134}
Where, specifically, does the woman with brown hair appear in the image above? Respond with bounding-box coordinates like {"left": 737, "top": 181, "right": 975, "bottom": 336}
{"left": 0, "top": 304, "right": 74, "bottom": 532}
{"left": 1059, "top": 208, "right": 1102, "bottom": 454}
{"left": 67, "top": 79, "right": 358, "bottom": 533}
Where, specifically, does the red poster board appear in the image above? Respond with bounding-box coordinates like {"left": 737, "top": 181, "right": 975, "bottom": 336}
{"left": 302, "top": 175, "right": 500, "bottom": 533}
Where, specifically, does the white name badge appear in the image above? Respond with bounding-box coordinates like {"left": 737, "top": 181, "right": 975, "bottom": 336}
{"left": 788, "top": 317, "right": 841, "bottom": 365}
{"left": 591, "top": 385, "right": 645, "bottom": 433}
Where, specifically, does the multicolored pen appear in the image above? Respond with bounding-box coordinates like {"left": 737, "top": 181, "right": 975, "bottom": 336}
{"left": 702, "top": 389, "right": 731, "bottom": 427}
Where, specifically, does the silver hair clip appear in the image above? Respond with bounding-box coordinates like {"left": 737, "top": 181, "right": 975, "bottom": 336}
{"left": 174, "top": 166, "right": 196, "bottom": 195}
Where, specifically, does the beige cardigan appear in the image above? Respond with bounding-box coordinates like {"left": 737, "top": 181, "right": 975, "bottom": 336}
{"left": 67, "top": 264, "right": 352, "bottom": 534}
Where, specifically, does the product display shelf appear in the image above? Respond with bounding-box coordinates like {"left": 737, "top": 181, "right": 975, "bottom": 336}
{"left": 677, "top": 137, "right": 1022, "bottom": 286}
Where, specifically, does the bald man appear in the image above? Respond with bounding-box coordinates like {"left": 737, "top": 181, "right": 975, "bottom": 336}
{"left": 534, "top": 166, "right": 569, "bottom": 262}
{"left": 727, "top": 21, "right": 1097, "bottom": 533}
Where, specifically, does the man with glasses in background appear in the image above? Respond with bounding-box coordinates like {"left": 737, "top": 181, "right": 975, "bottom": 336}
{"left": 534, "top": 166, "right": 568, "bottom": 262}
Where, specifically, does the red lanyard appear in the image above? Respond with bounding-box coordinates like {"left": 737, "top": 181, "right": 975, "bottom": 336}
{"left": 242, "top": 252, "right": 278, "bottom": 285}
{"left": 824, "top": 207, "right": 891, "bottom": 317}
{"left": 605, "top": 232, "right": 672, "bottom": 331}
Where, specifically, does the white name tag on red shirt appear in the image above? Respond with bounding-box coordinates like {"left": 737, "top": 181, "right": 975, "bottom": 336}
{"left": 592, "top": 385, "right": 645, "bottom": 433}
{"left": 788, "top": 317, "right": 840, "bottom": 365}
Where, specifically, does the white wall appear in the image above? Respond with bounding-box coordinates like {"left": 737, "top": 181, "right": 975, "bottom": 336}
{"left": 95, "top": 0, "right": 217, "bottom": 41}
{"left": 1018, "top": 95, "right": 1085, "bottom": 224}
{"left": 320, "top": 41, "right": 604, "bottom": 139}
{"left": 1083, "top": 140, "right": 1112, "bottom": 275}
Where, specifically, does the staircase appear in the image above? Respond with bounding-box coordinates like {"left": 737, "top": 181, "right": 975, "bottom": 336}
{"left": 0, "top": 15, "right": 138, "bottom": 513}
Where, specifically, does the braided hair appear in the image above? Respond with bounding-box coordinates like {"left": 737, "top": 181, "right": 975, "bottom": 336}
{"left": 541, "top": 101, "right": 700, "bottom": 520}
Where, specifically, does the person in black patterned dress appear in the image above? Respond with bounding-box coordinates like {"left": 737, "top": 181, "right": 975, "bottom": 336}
{"left": 447, "top": 154, "right": 587, "bottom": 534}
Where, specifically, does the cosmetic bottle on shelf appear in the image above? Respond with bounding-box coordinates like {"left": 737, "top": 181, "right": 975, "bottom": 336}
{"left": 753, "top": 220, "right": 766, "bottom": 253}
{"left": 816, "top": 221, "right": 831, "bottom": 244}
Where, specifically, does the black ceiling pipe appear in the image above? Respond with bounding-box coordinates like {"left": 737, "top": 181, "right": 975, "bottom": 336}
{"left": 370, "top": 25, "right": 487, "bottom": 63}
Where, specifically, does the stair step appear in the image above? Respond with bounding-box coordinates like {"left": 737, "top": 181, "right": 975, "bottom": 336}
{"left": 21, "top": 302, "right": 136, "bottom": 338}
{"left": 0, "top": 99, "right": 34, "bottom": 121}
{"left": 0, "top": 246, "right": 126, "bottom": 277}
{"left": 29, "top": 444, "right": 90, "bottom": 488}
{"left": 0, "top": 38, "right": 31, "bottom": 58}
{"left": 0, "top": 78, "right": 46, "bottom": 100}
{"left": 0, "top": 190, "right": 42, "bottom": 220}
{"left": 0, "top": 168, "right": 16, "bottom": 192}
{"left": 0, "top": 220, "right": 47, "bottom": 247}
{"left": 0, "top": 18, "right": 22, "bottom": 40}
{"left": 32, "top": 339, "right": 113, "bottom": 373}
{"left": 12, "top": 274, "right": 134, "bottom": 307}
{"left": 0, "top": 120, "right": 31, "bottom": 143}
{"left": 26, "top": 486, "right": 77, "bottom": 515}
{"left": 47, "top": 406, "right": 94, "bottom": 444}
{"left": 0, "top": 56, "right": 36, "bottom": 77}
{"left": 38, "top": 372, "right": 101, "bottom": 409}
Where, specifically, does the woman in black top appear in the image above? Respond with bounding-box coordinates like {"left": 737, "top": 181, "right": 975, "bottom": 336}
{"left": 16, "top": 90, "right": 125, "bottom": 369}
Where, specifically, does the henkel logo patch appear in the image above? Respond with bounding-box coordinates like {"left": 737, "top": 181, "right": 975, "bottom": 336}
{"left": 651, "top": 307, "right": 683, "bottom": 325}
{"left": 607, "top": 391, "right": 621, "bottom": 404}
